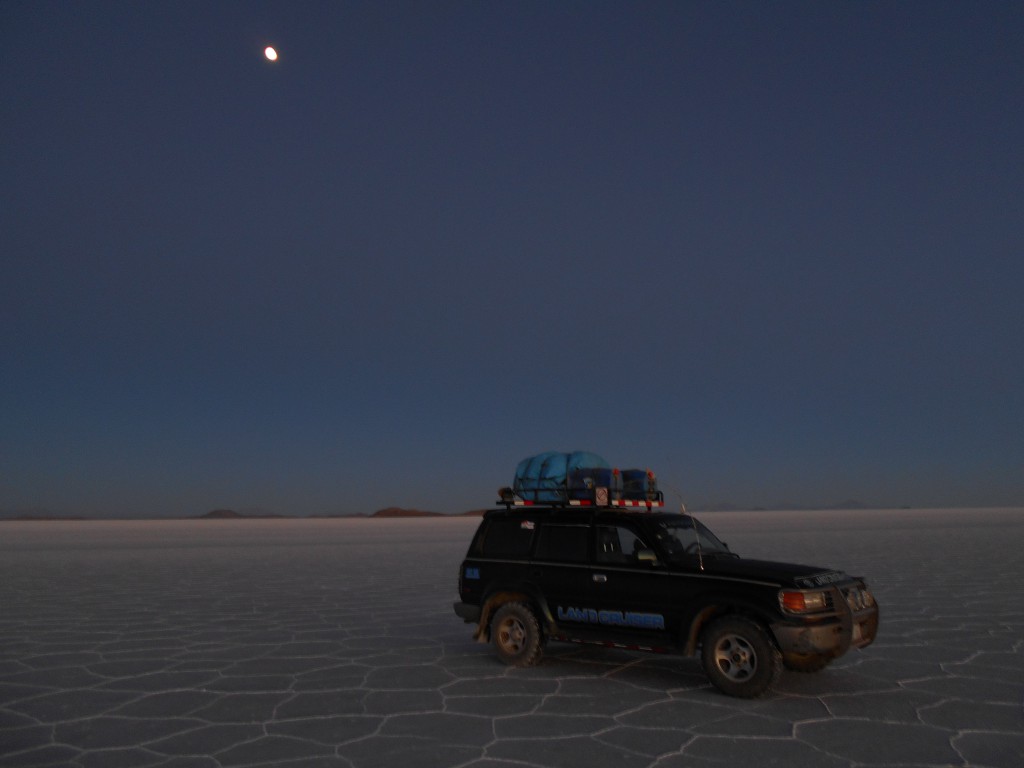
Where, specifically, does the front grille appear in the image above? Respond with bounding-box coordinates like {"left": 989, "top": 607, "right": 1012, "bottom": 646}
{"left": 843, "top": 586, "right": 868, "bottom": 611}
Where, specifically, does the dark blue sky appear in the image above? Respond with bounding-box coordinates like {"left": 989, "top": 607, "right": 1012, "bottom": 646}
{"left": 3, "top": 1, "right": 1022, "bottom": 516}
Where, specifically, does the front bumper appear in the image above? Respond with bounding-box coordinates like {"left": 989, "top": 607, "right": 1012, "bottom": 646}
{"left": 772, "top": 585, "right": 879, "bottom": 659}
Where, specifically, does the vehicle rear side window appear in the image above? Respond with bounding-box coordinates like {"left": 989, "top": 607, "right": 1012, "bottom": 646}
{"left": 596, "top": 524, "right": 649, "bottom": 565}
{"left": 534, "top": 523, "right": 589, "bottom": 564}
{"left": 479, "top": 518, "right": 536, "bottom": 559}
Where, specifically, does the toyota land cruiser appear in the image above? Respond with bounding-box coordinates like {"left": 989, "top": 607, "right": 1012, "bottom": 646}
{"left": 453, "top": 505, "right": 879, "bottom": 698}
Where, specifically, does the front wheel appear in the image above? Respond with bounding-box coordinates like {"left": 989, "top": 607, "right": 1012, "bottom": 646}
{"left": 491, "top": 602, "right": 544, "bottom": 667}
{"left": 700, "top": 615, "right": 782, "bottom": 698}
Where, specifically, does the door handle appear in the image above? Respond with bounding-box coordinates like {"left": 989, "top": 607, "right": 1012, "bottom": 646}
{"left": 592, "top": 574, "right": 608, "bottom": 583}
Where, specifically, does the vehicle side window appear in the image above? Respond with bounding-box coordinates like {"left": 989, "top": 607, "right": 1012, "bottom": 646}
{"left": 480, "top": 518, "right": 536, "bottom": 559}
{"left": 534, "top": 524, "right": 589, "bottom": 564}
{"left": 595, "top": 524, "right": 649, "bottom": 565}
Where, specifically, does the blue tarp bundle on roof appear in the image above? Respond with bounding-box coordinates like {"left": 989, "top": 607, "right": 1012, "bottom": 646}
{"left": 512, "top": 451, "right": 612, "bottom": 503}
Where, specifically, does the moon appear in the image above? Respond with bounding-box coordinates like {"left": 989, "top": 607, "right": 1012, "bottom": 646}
{"left": 264, "top": 46, "right": 278, "bottom": 62}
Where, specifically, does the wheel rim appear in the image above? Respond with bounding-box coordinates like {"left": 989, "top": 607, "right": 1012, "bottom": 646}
{"left": 497, "top": 616, "right": 527, "bottom": 654}
{"left": 711, "top": 633, "right": 757, "bottom": 681}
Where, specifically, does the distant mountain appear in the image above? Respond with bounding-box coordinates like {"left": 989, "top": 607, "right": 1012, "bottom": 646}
{"left": 198, "top": 509, "right": 289, "bottom": 519}
{"left": 371, "top": 507, "right": 444, "bottom": 518}
{"left": 199, "top": 509, "right": 244, "bottom": 519}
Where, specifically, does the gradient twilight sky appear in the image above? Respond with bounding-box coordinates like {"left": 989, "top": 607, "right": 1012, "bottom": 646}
{"left": 2, "top": 1, "right": 1022, "bottom": 517}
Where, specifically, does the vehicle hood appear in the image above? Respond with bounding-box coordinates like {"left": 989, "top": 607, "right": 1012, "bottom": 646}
{"left": 701, "top": 557, "right": 851, "bottom": 588}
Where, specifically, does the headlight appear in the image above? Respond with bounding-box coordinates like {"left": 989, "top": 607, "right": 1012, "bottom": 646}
{"left": 780, "top": 590, "right": 829, "bottom": 614}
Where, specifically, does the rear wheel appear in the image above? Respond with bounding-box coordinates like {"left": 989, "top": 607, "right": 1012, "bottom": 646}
{"left": 783, "top": 652, "right": 831, "bottom": 673}
{"left": 491, "top": 602, "right": 544, "bottom": 667}
{"left": 700, "top": 615, "right": 782, "bottom": 698}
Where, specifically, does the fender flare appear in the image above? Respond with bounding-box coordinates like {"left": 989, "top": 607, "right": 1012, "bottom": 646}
{"left": 474, "top": 588, "right": 553, "bottom": 642}
{"left": 681, "top": 597, "right": 779, "bottom": 655}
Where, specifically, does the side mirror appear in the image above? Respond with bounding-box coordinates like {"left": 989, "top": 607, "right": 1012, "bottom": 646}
{"left": 636, "top": 548, "right": 659, "bottom": 563}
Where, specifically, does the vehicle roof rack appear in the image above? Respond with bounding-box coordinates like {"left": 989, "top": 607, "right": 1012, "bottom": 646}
{"left": 497, "top": 486, "right": 664, "bottom": 510}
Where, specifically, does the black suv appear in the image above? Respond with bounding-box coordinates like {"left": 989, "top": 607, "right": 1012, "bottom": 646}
{"left": 454, "top": 506, "right": 879, "bottom": 698}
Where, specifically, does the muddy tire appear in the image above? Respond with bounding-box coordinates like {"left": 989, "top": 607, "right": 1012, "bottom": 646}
{"left": 783, "top": 652, "right": 831, "bottom": 673}
{"left": 491, "top": 602, "right": 544, "bottom": 667}
{"left": 700, "top": 615, "right": 782, "bottom": 698}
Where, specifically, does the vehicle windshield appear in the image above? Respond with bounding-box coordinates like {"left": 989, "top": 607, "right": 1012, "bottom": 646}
{"left": 652, "top": 516, "right": 732, "bottom": 559}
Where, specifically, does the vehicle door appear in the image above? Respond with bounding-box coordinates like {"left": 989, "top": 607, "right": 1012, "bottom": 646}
{"left": 587, "top": 520, "right": 679, "bottom": 647}
{"left": 529, "top": 519, "right": 594, "bottom": 629}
